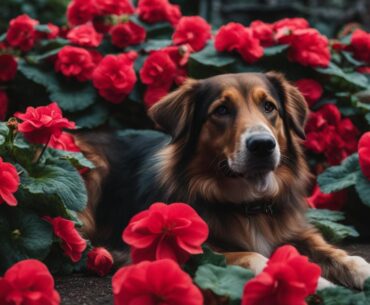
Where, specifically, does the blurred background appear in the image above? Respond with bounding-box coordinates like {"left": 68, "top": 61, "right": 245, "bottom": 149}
{"left": 1, "top": 0, "right": 370, "bottom": 36}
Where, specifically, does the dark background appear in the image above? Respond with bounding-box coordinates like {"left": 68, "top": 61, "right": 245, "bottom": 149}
{"left": 1, "top": 0, "right": 370, "bottom": 37}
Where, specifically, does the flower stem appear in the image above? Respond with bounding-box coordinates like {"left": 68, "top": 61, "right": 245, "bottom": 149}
{"left": 34, "top": 136, "right": 51, "bottom": 164}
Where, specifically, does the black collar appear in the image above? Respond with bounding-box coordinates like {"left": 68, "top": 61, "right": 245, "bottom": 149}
{"left": 196, "top": 198, "right": 277, "bottom": 217}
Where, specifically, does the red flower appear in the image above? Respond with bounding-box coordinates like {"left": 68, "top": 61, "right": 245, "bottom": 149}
{"left": 273, "top": 17, "right": 309, "bottom": 32}
{"left": 87, "top": 247, "right": 113, "bottom": 277}
{"left": 0, "top": 158, "right": 20, "bottom": 207}
{"left": 48, "top": 132, "right": 80, "bottom": 152}
{"left": 273, "top": 17, "right": 309, "bottom": 43}
{"left": 6, "top": 14, "right": 39, "bottom": 52}
{"left": 55, "top": 46, "right": 95, "bottom": 81}
{"left": 67, "top": 23, "right": 103, "bottom": 48}
{"left": 140, "top": 50, "right": 177, "bottom": 107}
{"left": 112, "top": 259, "right": 203, "bottom": 305}
{"left": 173, "top": 16, "right": 211, "bottom": 51}
{"left": 215, "top": 22, "right": 263, "bottom": 63}
{"left": 304, "top": 104, "right": 359, "bottom": 165}
{"left": 137, "top": 0, "right": 182, "bottom": 26}
{"left": 14, "top": 102, "right": 76, "bottom": 144}
{"left": 359, "top": 132, "right": 370, "bottom": 180}
{"left": 350, "top": 29, "right": 370, "bottom": 63}
{"left": 47, "top": 216, "right": 87, "bottom": 262}
{"left": 67, "top": 0, "right": 97, "bottom": 26}
{"left": 295, "top": 79, "right": 323, "bottom": 107}
{"left": 0, "top": 91, "right": 8, "bottom": 121}
{"left": 0, "top": 259, "right": 60, "bottom": 305}
{"left": 250, "top": 20, "right": 274, "bottom": 47}
{"left": 242, "top": 245, "right": 320, "bottom": 305}
{"left": 92, "top": 52, "right": 137, "bottom": 104}
{"left": 0, "top": 55, "right": 17, "bottom": 82}
{"left": 286, "top": 29, "right": 330, "bottom": 68}
{"left": 122, "top": 202, "right": 208, "bottom": 264}
{"left": 94, "top": 0, "right": 134, "bottom": 15}
{"left": 110, "top": 21, "right": 146, "bottom": 48}
{"left": 307, "top": 184, "right": 347, "bottom": 210}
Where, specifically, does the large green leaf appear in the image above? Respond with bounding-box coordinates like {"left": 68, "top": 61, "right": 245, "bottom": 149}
{"left": 194, "top": 264, "right": 254, "bottom": 305}
{"left": 46, "top": 148, "right": 95, "bottom": 170}
{"left": 355, "top": 172, "right": 370, "bottom": 207}
{"left": 0, "top": 206, "right": 53, "bottom": 272}
{"left": 310, "top": 278, "right": 370, "bottom": 305}
{"left": 316, "top": 62, "right": 368, "bottom": 89}
{"left": 191, "top": 42, "right": 236, "bottom": 67}
{"left": 318, "top": 154, "right": 359, "bottom": 193}
{"left": 185, "top": 246, "right": 226, "bottom": 276}
{"left": 0, "top": 122, "right": 9, "bottom": 146}
{"left": 18, "top": 60, "right": 97, "bottom": 112}
{"left": 306, "top": 209, "right": 359, "bottom": 243}
{"left": 21, "top": 159, "right": 88, "bottom": 212}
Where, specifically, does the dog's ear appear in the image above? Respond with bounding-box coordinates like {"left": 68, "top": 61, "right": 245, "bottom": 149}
{"left": 148, "top": 79, "right": 199, "bottom": 141}
{"left": 266, "top": 71, "right": 308, "bottom": 140}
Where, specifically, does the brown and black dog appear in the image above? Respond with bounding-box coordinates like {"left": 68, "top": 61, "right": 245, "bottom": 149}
{"left": 77, "top": 72, "right": 370, "bottom": 290}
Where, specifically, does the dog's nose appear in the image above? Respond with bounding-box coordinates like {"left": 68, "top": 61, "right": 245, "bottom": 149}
{"left": 246, "top": 134, "right": 276, "bottom": 157}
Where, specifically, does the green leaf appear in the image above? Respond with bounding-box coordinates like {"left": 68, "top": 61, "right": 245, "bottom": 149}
{"left": 191, "top": 42, "right": 236, "bottom": 67}
{"left": 316, "top": 62, "right": 368, "bottom": 89}
{"left": 306, "top": 209, "right": 359, "bottom": 243}
{"left": 18, "top": 60, "right": 97, "bottom": 112}
{"left": 0, "top": 206, "right": 53, "bottom": 273}
{"left": 263, "top": 45, "right": 289, "bottom": 56}
{"left": 70, "top": 103, "right": 109, "bottom": 129}
{"left": 355, "top": 172, "right": 370, "bottom": 207}
{"left": 185, "top": 246, "right": 226, "bottom": 276}
{"left": 0, "top": 122, "right": 9, "bottom": 146}
{"left": 141, "top": 39, "right": 172, "bottom": 52}
{"left": 21, "top": 159, "right": 88, "bottom": 212}
{"left": 342, "top": 51, "right": 365, "bottom": 67}
{"left": 194, "top": 264, "right": 253, "bottom": 305}
{"left": 317, "top": 154, "right": 360, "bottom": 193}
{"left": 35, "top": 24, "right": 51, "bottom": 33}
{"left": 46, "top": 148, "right": 95, "bottom": 170}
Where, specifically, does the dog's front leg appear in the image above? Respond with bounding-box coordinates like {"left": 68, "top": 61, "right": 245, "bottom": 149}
{"left": 291, "top": 228, "right": 370, "bottom": 289}
{"left": 224, "top": 251, "right": 334, "bottom": 290}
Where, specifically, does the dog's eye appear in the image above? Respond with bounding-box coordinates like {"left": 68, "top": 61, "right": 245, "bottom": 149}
{"left": 214, "top": 105, "right": 230, "bottom": 116}
{"left": 264, "top": 101, "right": 276, "bottom": 113}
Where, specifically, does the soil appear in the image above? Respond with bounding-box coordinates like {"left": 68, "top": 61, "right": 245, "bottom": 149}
{"left": 56, "top": 243, "right": 370, "bottom": 305}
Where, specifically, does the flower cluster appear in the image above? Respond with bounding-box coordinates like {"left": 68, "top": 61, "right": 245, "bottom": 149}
{"left": 304, "top": 104, "right": 359, "bottom": 165}
{"left": 215, "top": 18, "right": 330, "bottom": 67}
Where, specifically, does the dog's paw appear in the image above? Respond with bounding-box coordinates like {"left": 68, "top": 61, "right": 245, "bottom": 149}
{"left": 344, "top": 256, "right": 370, "bottom": 289}
{"left": 316, "top": 277, "right": 336, "bottom": 290}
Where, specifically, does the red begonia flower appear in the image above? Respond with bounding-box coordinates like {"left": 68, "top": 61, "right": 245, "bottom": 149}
{"left": 112, "top": 259, "right": 203, "bottom": 305}
{"left": 67, "top": 0, "right": 97, "bottom": 26}
{"left": 14, "top": 102, "right": 75, "bottom": 144}
{"left": 242, "top": 245, "right": 321, "bottom": 305}
{"left": 172, "top": 16, "right": 211, "bottom": 51}
{"left": 92, "top": 52, "right": 137, "bottom": 104}
{"left": 94, "top": 0, "right": 134, "bottom": 16}
{"left": 137, "top": 0, "right": 182, "bottom": 26}
{"left": 250, "top": 20, "right": 274, "bottom": 47}
{"left": 110, "top": 21, "right": 146, "bottom": 48}
{"left": 0, "top": 259, "right": 60, "bottom": 305}
{"left": 307, "top": 184, "right": 347, "bottom": 210}
{"left": 359, "top": 132, "right": 370, "bottom": 180}
{"left": 46, "top": 216, "right": 87, "bottom": 262}
{"left": 122, "top": 202, "right": 209, "bottom": 264}
{"left": 350, "top": 29, "right": 370, "bottom": 63}
{"left": 6, "top": 14, "right": 39, "bottom": 52}
{"left": 48, "top": 132, "right": 80, "bottom": 152}
{"left": 87, "top": 247, "right": 113, "bottom": 277}
{"left": 0, "top": 157, "right": 20, "bottom": 207}
{"left": 67, "top": 23, "right": 103, "bottom": 47}
{"left": 295, "top": 79, "right": 323, "bottom": 107}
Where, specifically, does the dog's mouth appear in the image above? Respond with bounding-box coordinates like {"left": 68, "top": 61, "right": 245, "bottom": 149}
{"left": 218, "top": 160, "right": 273, "bottom": 179}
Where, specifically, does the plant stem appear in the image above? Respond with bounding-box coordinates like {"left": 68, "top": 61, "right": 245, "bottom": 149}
{"left": 34, "top": 136, "right": 51, "bottom": 164}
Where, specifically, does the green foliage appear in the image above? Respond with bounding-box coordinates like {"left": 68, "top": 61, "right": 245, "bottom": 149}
{"left": 194, "top": 264, "right": 254, "bottom": 305}
{"left": 190, "top": 41, "right": 236, "bottom": 68}
{"left": 306, "top": 209, "right": 359, "bottom": 243}
{"left": 309, "top": 278, "right": 370, "bottom": 305}
{"left": 0, "top": 206, "right": 53, "bottom": 272}
{"left": 318, "top": 154, "right": 370, "bottom": 207}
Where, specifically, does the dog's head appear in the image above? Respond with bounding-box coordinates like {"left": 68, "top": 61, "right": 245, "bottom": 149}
{"left": 149, "top": 72, "right": 309, "bottom": 203}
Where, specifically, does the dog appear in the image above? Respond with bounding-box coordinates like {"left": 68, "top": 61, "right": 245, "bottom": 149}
{"left": 76, "top": 72, "right": 370, "bottom": 290}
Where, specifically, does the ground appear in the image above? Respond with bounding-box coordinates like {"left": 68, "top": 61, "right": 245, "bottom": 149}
{"left": 56, "top": 243, "right": 370, "bottom": 305}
